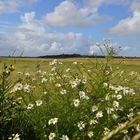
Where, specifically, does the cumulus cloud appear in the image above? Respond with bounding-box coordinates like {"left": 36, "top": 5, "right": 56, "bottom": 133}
{"left": 0, "top": 12, "right": 95, "bottom": 56}
{"left": 44, "top": 0, "right": 132, "bottom": 27}
{"left": 0, "top": 0, "right": 38, "bottom": 13}
{"left": 0, "top": 1, "right": 137, "bottom": 56}
{"left": 45, "top": 0, "right": 108, "bottom": 27}
{"left": 109, "top": 1, "right": 140, "bottom": 36}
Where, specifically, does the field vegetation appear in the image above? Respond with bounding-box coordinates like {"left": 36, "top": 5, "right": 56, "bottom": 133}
{"left": 0, "top": 42, "right": 140, "bottom": 140}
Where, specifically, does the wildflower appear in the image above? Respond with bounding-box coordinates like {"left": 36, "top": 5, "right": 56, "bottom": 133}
{"left": 77, "top": 121, "right": 85, "bottom": 130}
{"left": 79, "top": 91, "right": 89, "bottom": 100}
{"left": 44, "top": 91, "right": 47, "bottom": 95}
{"left": 105, "top": 94, "right": 110, "bottom": 101}
{"left": 84, "top": 96, "right": 90, "bottom": 100}
{"left": 129, "top": 88, "right": 135, "bottom": 95}
{"left": 42, "top": 71, "right": 47, "bottom": 75}
{"left": 73, "top": 61, "right": 77, "bottom": 65}
{"left": 51, "top": 67, "right": 56, "bottom": 72}
{"left": 48, "top": 118, "right": 58, "bottom": 125}
{"left": 107, "top": 108, "right": 114, "bottom": 114}
{"left": 49, "top": 133, "right": 56, "bottom": 140}
{"left": 137, "top": 112, "right": 140, "bottom": 115}
{"left": 70, "top": 80, "right": 78, "bottom": 88}
{"left": 16, "top": 97, "right": 22, "bottom": 104}
{"left": 17, "top": 72, "right": 23, "bottom": 75}
{"left": 122, "top": 130, "right": 128, "bottom": 134}
{"left": 96, "top": 111, "right": 103, "bottom": 119}
{"left": 66, "top": 68, "right": 70, "bottom": 72}
{"left": 112, "top": 114, "right": 119, "bottom": 120}
{"left": 8, "top": 137, "right": 12, "bottom": 140}
{"left": 55, "top": 83, "right": 61, "bottom": 87}
{"left": 113, "top": 101, "right": 119, "bottom": 108}
{"left": 82, "top": 76, "right": 87, "bottom": 84}
{"left": 9, "top": 64, "right": 15, "bottom": 71}
{"left": 35, "top": 100, "right": 43, "bottom": 106}
{"left": 13, "top": 133, "right": 20, "bottom": 140}
{"left": 17, "top": 83, "right": 23, "bottom": 90}
{"left": 60, "top": 135, "right": 69, "bottom": 140}
{"left": 3, "top": 69, "right": 10, "bottom": 76}
{"left": 41, "top": 78, "right": 48, "bottom": 83}
{"left": 105, "top": 71, "right": 110, "bottom": 75}
{"left": 88, "top": 131, "right": 94, "bottom": 138}
{"left": 129, "top": 71, "right": 137, "bottom": 76}
{"left": 36, "top": 70, "right": 41, "bottom": 75}
{"left": 104, "top": 128, "right": 110, "bottom": 135}
{"left": 89, "top": 119, "right": 98, "bottom": 125}
{"left": 25, "top": 72, "right": 30, "bottom": 77}
{"left": 73, "top": 99, "right": 80, "bottom": 107}
{"left": 49, "top": 59, "right": 57, "bottom": 65}
{"left": 9, "top": 133, "right": 20, "bottom": 140}
{"left": 60, "top": 89, "right": 67, "bottom": 95}
{"left": 103, "top": 83, "right": 108, "bottom": 87}
{"left": 116, "top": 94, "right": 122, "bottom": 100}
{"left": 59, "top": 62, "right": 63, "bottom": 65}
{"left": 79, "top": 91, "right": 85, "bottom": 98}
{"left": 27, "top": 103, "right": 34, "bottom": 110}
{"left": 32, "top": 78, "right": 36, "bottom": 81}
{"left": 23, "top": 84, "right": 30, "bottom": 93}
{"left": 127, "top": 112, "right": 134, "bottom": 120}
{"left": 115, "top": 90, "right": 118, "bottom": 94}
{"left": 91, "top": 105, "right": 98, "bottom": 112}
{"left": 10, "top": 83, "right": 23, "bottom": 92}
{"left": 88, "top": 69, "right": 91, "bottom": 72}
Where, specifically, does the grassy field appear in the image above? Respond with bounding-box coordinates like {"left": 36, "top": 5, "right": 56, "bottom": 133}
{"left": 0, "top": 57, "right": 140, "bottom": 73}
{"left": 0, "top": 57, "right": 140, "bottom": 140}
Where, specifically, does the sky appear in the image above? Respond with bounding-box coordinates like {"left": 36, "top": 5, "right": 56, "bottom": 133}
{"left": 0, "top": 0, "right": 140, "bottom": 56}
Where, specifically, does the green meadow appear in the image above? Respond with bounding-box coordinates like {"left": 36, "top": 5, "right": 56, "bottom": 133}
{"left": 0, "top": 57, "right": 140, "bottom": 73}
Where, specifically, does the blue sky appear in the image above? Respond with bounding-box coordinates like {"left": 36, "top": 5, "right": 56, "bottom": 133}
{"left": 0, "top": 0, "right": 140, "bottom": 56}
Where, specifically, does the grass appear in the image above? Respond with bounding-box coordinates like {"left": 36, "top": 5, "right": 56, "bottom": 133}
{"left": 0, "top": 57, "right": 140, "bottom": 74}
{"left": 0, "top": 56, "right": 140, "bottom": 140}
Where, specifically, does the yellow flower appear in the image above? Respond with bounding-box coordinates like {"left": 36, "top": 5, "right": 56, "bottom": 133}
{"left": 9, "top": 64, "right": 15, "bottom": 71}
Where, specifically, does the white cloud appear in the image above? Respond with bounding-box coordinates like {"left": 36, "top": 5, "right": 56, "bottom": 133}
{"left": 89, "top": 44, "right": 100, "bottom": 55}
{"left": 121, "top": 46, "right": 131, "bottom": 51}
{"left": 84, "top": 0, "right": 104, "bottom": 13}
{"left": 118, "top": 45, "right": 138, "bottom": 56}
{"left": 0, "top": 12, "right": 94, "bottom": 56}
{"left": 45, "top": 0, "right": 107, "bottom": 27}
{"left": 0, "top": 0, "right": 131, "bottom": 14}
{"left": 130, "top": 0, "right": 140, "bottom": 12}
{"left": 44, "top": 0, "right": 132, "bottom": 27}
{"left": 104, "top": 0, "right": 131, "bottom": 5}
{"left": 89, "top": 42, "right": 134, "bottom": 56}
{"left": 0, "top": 0, "right": 38, "bottom": 13}
{"left": 109, "top": 1, "right": 140, "bottom": 36}
{"left": 21, "top": 12, "right": 35, "bottom": 23}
